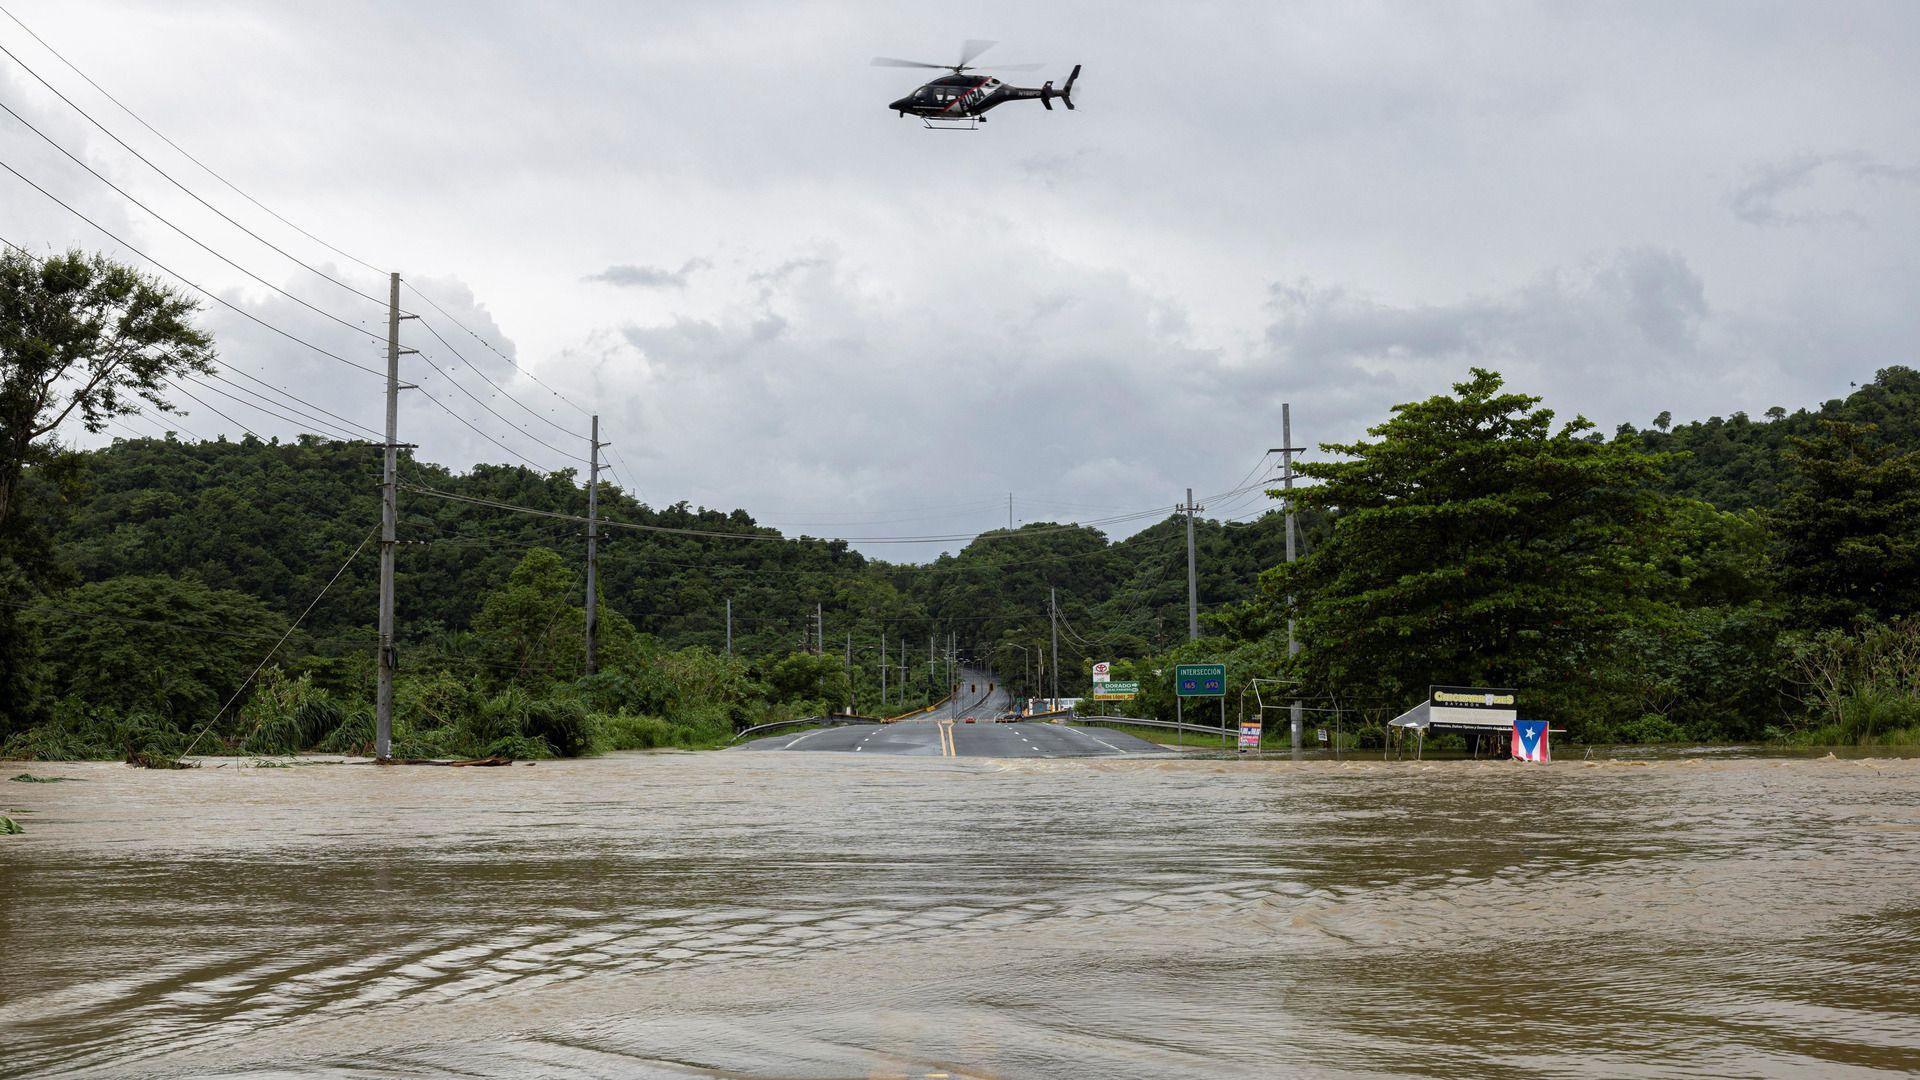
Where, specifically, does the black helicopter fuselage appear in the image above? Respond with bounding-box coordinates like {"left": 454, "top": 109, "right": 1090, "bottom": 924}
{"left": 888, "top": 66, "right": 1079, "bottom": 120}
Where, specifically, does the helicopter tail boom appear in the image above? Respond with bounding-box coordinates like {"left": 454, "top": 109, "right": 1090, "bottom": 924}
{"left": 1038, "top": 64, "right": 1081, "bottom": 111}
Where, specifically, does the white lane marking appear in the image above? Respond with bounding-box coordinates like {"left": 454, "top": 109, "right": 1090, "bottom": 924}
{"left": 783, "top": 728, "right": 828, "bottom": 749}
{"left": 1059, "top": 724, "right": 1128, "bottom": 754}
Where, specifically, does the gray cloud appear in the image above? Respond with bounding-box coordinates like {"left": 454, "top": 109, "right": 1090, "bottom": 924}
{"left": 15, "top": 1, "right": 1915, "bottom": 560}
{"left": 585, "top": 258, "right": 711, "bottom": 289}
{"left": 1731, "top": 152, "right": 1920, "bottom": 227}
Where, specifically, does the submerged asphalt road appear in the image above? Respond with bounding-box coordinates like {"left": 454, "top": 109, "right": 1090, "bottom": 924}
{"left": 738, "top": 668, "right": 1164, "bottom": 758}
{"left": 737, "top": 718, "right": 1162, "bottom": 758}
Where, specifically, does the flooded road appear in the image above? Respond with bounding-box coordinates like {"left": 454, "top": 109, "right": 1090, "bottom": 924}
{"left": 4, "top": 751, "right": 1919, "bottom": 1078}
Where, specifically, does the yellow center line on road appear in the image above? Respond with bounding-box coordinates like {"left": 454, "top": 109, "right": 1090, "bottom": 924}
{"left": 937, "top": 719, "right": 955, "bottom": 757}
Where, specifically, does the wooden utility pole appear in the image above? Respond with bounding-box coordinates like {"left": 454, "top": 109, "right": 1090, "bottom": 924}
{"left": 375, "top": 272, "right": 415, "bottom": 761}
{"left": 1183, "top": 487, "right": 1203, "bottom": 641}
{"left": 585, "top": 414, "right": 602, "bottom": 675}
{"left": 1049, "top": 586, "right": 1060, "bottom": 712}
{"left": 1272, "top": 405, "right": 1307, "bottom": 752}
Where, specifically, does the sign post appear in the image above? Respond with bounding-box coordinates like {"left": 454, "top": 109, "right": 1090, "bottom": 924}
{"left": 1175, "top": 663, "right": 1227, "bottom": 746}
{"left": 1238, "top": 718, "right": 1262, "bottom": 752}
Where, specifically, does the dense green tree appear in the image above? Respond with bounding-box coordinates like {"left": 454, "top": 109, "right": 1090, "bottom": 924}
{"left": 24, "top": 574, "right": 285, "bottom": 727}
{"left": 0, "top": 249, "right": 213, "bottom": 529}
{"left": 1774, "top": 420, "right": 1920, "bottom": 627}
{"left": 1265, "top": 368, "right": 1670, "bottom": 730}
{"left": 473, "top": 547, "right": 638, "bottom": 682}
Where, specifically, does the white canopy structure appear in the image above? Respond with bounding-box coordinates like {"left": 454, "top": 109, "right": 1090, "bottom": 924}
{"left": 1388, "top": 686, "right": 1520, "bottom": 759}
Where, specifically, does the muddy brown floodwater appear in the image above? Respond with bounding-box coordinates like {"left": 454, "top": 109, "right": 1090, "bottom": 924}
{"left": 3, "top": 750, "right": 1919, "bottom": 1078}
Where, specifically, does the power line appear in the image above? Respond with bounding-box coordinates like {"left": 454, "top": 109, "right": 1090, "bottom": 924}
{"left": 181, "top": 523, "right": 380, "bottom": 758}
{"left": 0, "top": 158, "right": 386, "bottom": 378}
{"left": 0, "top": 35, "right": 393, "bottom": 309}
{"left": 406, "top": 482, "right": 1194, "bottom": 546}
{"left": 402, "top": 281, "right": 591, "bottom": 419}
{"left": 0, "top": 10, "right": 595, "bottom": 469}
{"left": 181, "top": 373, "right": 366, "bottom": 443}
{"left": 210, "top": 367, "right": 384, "bottom": 441}
{"left": 164, "top": 378, "right": 260, "bottom": 440}
{"left": 0, "top": 2, "right": 388, "bottom": 279}
{"left": 410, "top": 386, "right": 565, "bottom": 477}
{"left": 412, "top": 315, "right": 582, "bottom": 442}
{"left": 1, "top": 235, "right": 384, "bottom": 449}
{"left": 409, "top": 344, "right": 589, "bottom": 466}
{"left": 0, "top": 94, "right": 387, "bottom": 345}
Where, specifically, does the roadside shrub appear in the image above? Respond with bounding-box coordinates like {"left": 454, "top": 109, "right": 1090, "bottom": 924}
{"left": 482, "top": 734, "right": 550, "bottom": 760}
{"left": 316, "top": 706, "right": 375, "bottom": 755}
{"left": 525, "top": 698, "right": 591, "bottom": 757}
{"left": 591, "top": 712, "right": 687, "bottom": 752}
{"left": 472, "top": 687, "right": 541, "bottom": 749}
{"left": 1842, "top": 688, "right": 1920, "bottom": 741}
{"left": 0, "top": 698, "right": 190, "bottom": 760}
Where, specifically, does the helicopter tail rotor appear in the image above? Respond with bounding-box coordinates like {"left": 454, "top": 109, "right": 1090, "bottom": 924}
{"left": 1060, "top": 64, "right": 1081, "bottom": 110}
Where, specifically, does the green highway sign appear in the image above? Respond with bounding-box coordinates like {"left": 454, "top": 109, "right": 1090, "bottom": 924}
{"left": 1175, "top": 663, "right": 1226, "bottom": 697}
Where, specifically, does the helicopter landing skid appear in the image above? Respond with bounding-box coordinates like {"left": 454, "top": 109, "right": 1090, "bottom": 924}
{"left": 920, "top": 115, "right": 983, "bottom": 130}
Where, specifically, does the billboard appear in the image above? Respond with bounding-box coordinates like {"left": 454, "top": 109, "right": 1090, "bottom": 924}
{"left": 1427, "top": 685, "right": 1518, "bottom": 729}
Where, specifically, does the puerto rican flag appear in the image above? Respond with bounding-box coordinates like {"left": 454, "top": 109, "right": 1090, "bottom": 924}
{"left": 1512, "top": 720, "right": 1549, "bottom": 763}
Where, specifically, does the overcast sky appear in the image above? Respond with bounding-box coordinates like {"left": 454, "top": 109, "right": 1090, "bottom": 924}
{"left": 5, "top": 1, "right": 1917, "bottom": 560}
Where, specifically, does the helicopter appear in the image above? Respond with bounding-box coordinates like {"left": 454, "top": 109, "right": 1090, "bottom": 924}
{"left": 873, "top": 40, "right": 1080, "bottom": 129}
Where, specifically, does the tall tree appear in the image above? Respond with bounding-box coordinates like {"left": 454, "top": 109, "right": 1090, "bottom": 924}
{"left": 1774, "top": 420, "right": 1920, "bottom": 628}
{"left": 1266, "top": 368, "right": 1669, "bottom": 728}
{"left": 0, "top": 248, "right": 214, "bottom": 529}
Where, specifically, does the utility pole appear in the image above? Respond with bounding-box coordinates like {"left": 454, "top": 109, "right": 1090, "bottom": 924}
{"left": 1183, "top": 487, "right": 1203, "bottom": 641}
{"left": 815, "top": 603, "right": 824, "bottom": 656}
{"left": 725, "top": 597, "right": 732, "bottom": 657}
{"left": 585, "top": 414, "right": 602, "bottom": 676}
{"left": 1272, "top": 405, "right": 1305, "bottom": 753}
{"left": 1008, "top": 492, "right": 1013, "bottom": 532}
{"left": 845, "top": 630, "right": 853, "bottom": 713}
{"left": 880, "top": 628, "right": 887, "bottom": 707}
{"left": 375, "top": 271, "right": 416, "bottom": 762}
{"left": 929, "top": 635, "right": 935, "bottom": 696}
{"left": 1049, "top": 586, "right": 1060, "bottom": 712}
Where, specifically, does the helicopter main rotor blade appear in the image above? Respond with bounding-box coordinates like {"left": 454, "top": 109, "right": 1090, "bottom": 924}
{"left": 976, "top": 62, "right": 1044, "bottom": 71}
{"left": 871, "top": 56, "right": 948, "bottom": 68}
{"left": 956, "top": 39, "right": 998, "bottom": 67}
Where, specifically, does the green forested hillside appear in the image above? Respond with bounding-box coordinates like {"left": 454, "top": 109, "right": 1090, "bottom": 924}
{"left": 5, "top": 363, "right": 1916, "bottom": 759}
{"left": 1632, "top": 366, "right": 1920, "bottom": 509}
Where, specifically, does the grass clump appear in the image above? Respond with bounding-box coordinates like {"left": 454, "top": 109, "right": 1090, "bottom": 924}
{"left": 9, "top": 772, "right": 77, "bottom": 783}
{"left": 0, "top": 815, "right": 21, "bottom": 834}
{"left": 589, "top": 711, "right": 730, "bottom": 752}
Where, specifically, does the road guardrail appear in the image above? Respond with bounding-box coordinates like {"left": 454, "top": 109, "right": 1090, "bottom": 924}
{"left": 728, "top": 714, "right": 879, "bottom": 745}
{"left": 1071, "top": 715, "right": 1234, "bottom": 742}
